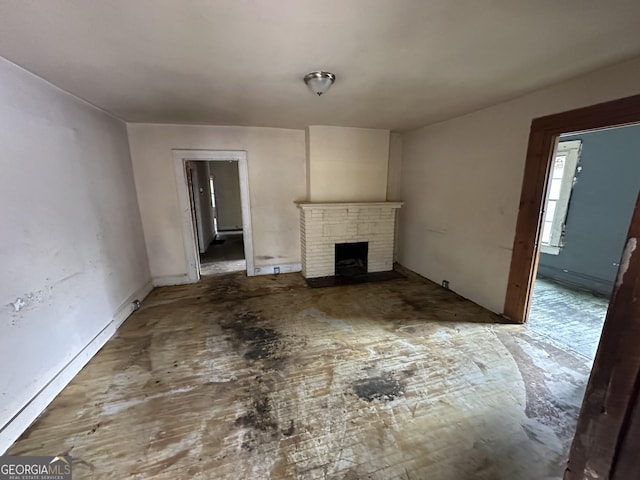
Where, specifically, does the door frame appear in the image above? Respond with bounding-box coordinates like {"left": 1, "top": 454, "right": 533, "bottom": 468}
{"left": 184, "top": 162, "right": 202, "bottom": 255}
{"left": 504, "top": 94, "right": 640, "bottom": 322}
{"left": 185, "top": 161, "right": 209, "bottom": 254}
{"left": 502, "top": 93, "right": 640, "bottom": 479}
{"left": 173, "top": 150, "right": 254, "bottom": 281}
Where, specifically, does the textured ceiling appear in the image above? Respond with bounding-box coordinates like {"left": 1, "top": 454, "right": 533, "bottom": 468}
{"left": 1, "top": 0, "right": 640, "bottom": 131}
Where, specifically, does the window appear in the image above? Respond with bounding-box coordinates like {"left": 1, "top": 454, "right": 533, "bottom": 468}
{"left": 540, "top": 139, "right": 581, "bottom": 255}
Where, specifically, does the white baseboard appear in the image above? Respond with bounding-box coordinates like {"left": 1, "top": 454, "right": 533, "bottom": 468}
{"left": 152, "top": 274, "right": 191, "bottom": 286}
{"left": 253, "top": 262, "right": 302, "bottom": 276}
{"left": 0, "top": 280, "right": 154, "bottom": 454}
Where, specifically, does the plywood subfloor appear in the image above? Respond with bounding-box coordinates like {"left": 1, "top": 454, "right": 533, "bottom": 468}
{"left": 8, "top": 267, "right": 591, "bottom": 479}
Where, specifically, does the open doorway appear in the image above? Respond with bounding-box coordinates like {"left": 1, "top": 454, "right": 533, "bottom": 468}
{"left": 186, "top": 159, "right": 246, "bottom": 276}
{"left": 504, "top": 94, "right": 640, "bottom": 479}
{"left": 173, "top": 150, "right": 254, "bottom": 282}
{"left": 526, "top": 125, "right": 640, "bottom": 361}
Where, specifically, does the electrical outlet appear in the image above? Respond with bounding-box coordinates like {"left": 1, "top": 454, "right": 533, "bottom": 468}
{"left": 274, "top": 267, "right": 280, "bottom": 274}
{"left": 442, "top": 280, "right": 450, "bottom": 289}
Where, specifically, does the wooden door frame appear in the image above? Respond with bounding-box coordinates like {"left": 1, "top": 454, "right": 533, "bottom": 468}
{"left": 502, "top": 93, "right": 640, "bottom": 479}
{"left": 504, "top": 94, "right": 640, "bottom": 323}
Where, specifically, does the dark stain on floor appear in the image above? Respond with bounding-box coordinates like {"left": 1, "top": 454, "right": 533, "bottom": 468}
{"left": 352, "top": 374, "right": 404, "bottom": 402}
{"left": 399, "top": 285, "right": 511, "bottom": 325}
{"left": 235, "top": 396, "right": 278, "bottom": 432}
{"left": 281, "top": 420, "right": 295, "bottom": 437}
{"left": 7, "top": 266, "right": 593, "bottom": 479}
{"left": 221, "top": 312, "right": 283, "bottom": 362}
{"left": 242, "top": 327, "right": 280, "bottom": 361}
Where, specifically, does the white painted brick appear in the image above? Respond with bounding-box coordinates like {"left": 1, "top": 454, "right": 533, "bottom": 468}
{"left": 323, "top": 223, "right": 348, "bottom": 237}
{"left": 300, "top": 204, "right": 400, "bottom": 278}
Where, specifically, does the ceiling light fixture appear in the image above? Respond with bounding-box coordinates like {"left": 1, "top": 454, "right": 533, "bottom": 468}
{"left": 304, "top": 71, "right": 336, "bottom": 96}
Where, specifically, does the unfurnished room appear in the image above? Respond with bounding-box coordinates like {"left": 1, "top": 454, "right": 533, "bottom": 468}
{"left": 2, "top": 2, "right": 640, "bottom": 479}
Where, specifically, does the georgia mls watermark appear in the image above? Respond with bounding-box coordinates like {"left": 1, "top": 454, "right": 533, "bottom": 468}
{"left": 0, "top": 456, "right": 72, "bottom": 480}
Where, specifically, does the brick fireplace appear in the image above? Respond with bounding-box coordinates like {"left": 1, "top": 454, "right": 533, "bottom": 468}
{"left": 296, "top": 202, "right": 403, "bottom": 278}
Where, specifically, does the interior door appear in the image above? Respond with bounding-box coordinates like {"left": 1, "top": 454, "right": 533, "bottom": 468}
{"left": 185, "top": 162, "right": 201, "bottom": 268}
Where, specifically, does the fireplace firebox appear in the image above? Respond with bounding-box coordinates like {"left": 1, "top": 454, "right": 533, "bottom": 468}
{"left": 335, "top": 242, "right": 368, "bottom": 277}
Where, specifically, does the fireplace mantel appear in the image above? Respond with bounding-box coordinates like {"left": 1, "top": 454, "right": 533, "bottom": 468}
{"left": 296, "top": 201, "right": 403, "bottom": 279}
{"left": 296, "top": 201, "right": 404, "bottom": 210}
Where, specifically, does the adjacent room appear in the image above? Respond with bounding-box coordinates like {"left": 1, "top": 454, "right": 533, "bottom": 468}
{"left": 2, "top": 1, "right": 640, "bottom": 479}
{"left": 187, "top": 159, "right": 247, "bottom": 277}
{"left": 527, "top": 124, "right": 640, "bottom": 361}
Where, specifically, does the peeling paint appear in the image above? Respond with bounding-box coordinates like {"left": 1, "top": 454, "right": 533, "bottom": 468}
{"left": 7, "top": 287, "right": 54, "bottom": 314}
{"left": 615, "top": 237, "right": 636, "bottom": 287}
{"left": 9, "top": 298, "right": 27, "bottom": 312}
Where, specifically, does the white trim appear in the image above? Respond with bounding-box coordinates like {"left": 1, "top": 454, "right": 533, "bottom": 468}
{"left": 0, "top": 280, "right": 153, "bottom": 454}
{"left": 540, "top": 139, "right": 581, "bottom": 250}
{"left": 236, "top": 156, "right": 255, "bottom": 276}
{"left": 540, "top": 245, "right": 561, "bottom": 255}
{"left": 172, "top": 150, "right": 255, "bottom": 277}
{"left": 253, "top": 262, "right": 302, "bottom": 276}
{"left": 173, "top": 155, "right": 202, "bottom": 283}
{"left": 152, "top": 274, "right": 191, "bottom": 286}
{"left": 186, "top": 161, "right": 210, "bottom": 254}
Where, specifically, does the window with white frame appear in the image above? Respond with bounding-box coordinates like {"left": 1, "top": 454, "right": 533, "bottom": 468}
{"left": 540, "top": 139, "right": 581, "bottom": 255}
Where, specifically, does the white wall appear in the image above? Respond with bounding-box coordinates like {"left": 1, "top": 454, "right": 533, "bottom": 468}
{"left": 127, "top": 124, "right": 306, "bottom": 280}
{"left": 387, "top": 132, "right": 403, "bottom": 202}
{"left": 209, "top": 161, "right": 243, "bottom": 231}
{"left": 0, "top": 57, "right": 151, "bottom": 449}
{"left": 399, "top": 56, "right": 640, "bottom": 313}
{"left": 307, "top": 126, "right": 390, "bottom": 202}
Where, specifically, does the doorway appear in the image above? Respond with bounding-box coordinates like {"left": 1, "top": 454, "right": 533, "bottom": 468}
{"left": 187, "top": 160, "right": 246, "bottom": 276}
{"left": 526, "top": 126, "right": 640, "bottom": 362}
{"left": 173, "top": 150, "right": 254, "bottom": 281}
{"left": 503, "top": 94, "right": 640, "bottom": 479}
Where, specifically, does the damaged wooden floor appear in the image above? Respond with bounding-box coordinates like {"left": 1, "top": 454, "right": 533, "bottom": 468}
{"left": 8, "top": 267, "right": 592, "bottom": 479}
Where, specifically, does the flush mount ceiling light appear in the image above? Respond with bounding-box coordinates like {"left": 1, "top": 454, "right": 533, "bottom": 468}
{"left": 303, "top": 71, "right": 336, "bottom": 96}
